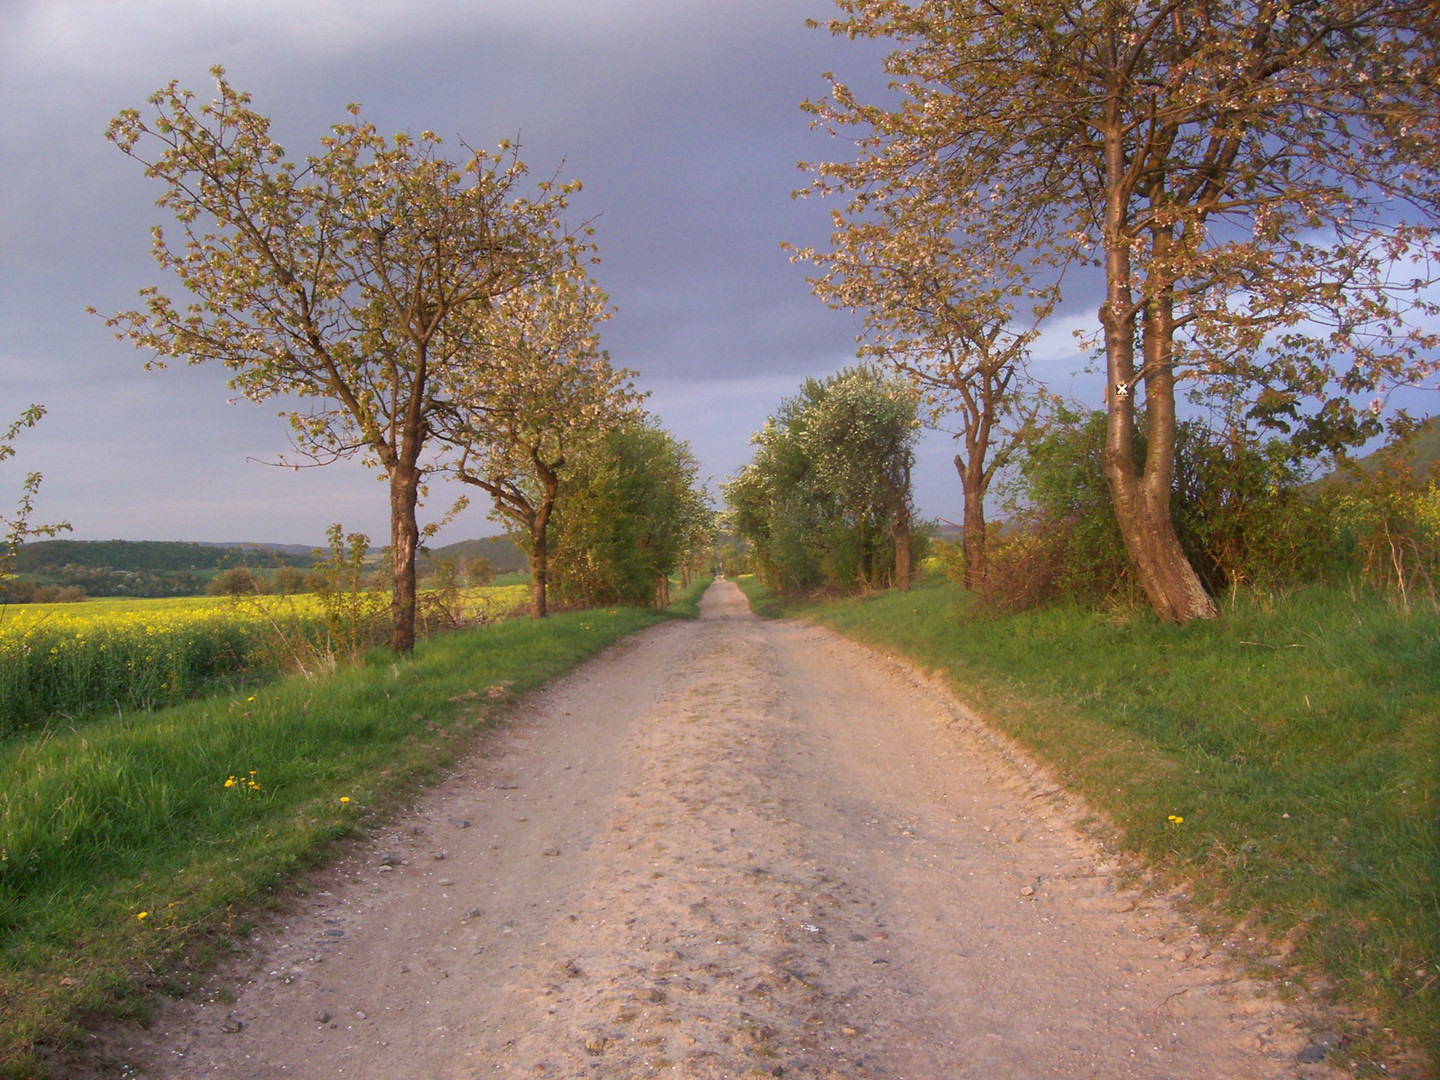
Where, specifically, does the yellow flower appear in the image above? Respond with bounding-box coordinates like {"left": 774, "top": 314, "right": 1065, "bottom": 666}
{"left": 224, "top": 777, "right": 237, "bottom": 788}
{"left": 340, "top": 796, "right": 351, "bottom": 804}
{"left": 136, "top": 911, "right": 149, "bottom": 921}
{"left": 1168, "top": 814, "right": 1184, "bottom": 825}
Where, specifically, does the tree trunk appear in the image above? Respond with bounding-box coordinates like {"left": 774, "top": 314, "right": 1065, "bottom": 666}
{"left": 956, "top": 453, "right": 988, "bottom": 589}
{"left": 528, "top": 523, "right": 549, "bottom": 619}
{"left": 892, "top": 502, "right": 911, "bottom": 592}
{"left": 654, "top": 574, "right": 670, "bottom": 608}
{"left": 1122, "top": 256, "right": 1216, "bottom": 623}
{"left": 1098, "top": 126, "right": 1215, "bottom": 623}
{"left": 526, "top": 463, "right": 560, "bottom": 619}
{"left": 388, "top": 463, "right": 421, "bottom": 653}
{"left": 1104, "top": 460, "right": 1215, "bottom": 621}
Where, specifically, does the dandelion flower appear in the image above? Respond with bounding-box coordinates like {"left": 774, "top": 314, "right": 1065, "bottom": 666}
{"left": 136, "top": 911, "right": 149, "bottom": 921}
{"left": 224, "top": 777, "right": 237, "bottom": 788}
{"left": 1168, "top": 814, "right": 1184, "bottom": 825}
{"left": 340, "top": 796, "right": 351, "bottom": 804}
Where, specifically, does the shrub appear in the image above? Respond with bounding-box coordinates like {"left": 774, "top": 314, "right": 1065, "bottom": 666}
{"left": 271, "top": 565, "right": 309, "bottom": 594}
{"left": 460, "top": 555, "right": 495, "bottom": 587}
{"left": 988, "top": 407, "right": 1335, "bottom": 611}
{"left": 206, "top": 567, "right": 266, "bottom": 597}
{"left": 1170, "top": 421, "right": 1332, "bottom": 592}
{"left": 1325, "top": 444, "right": 1440, "bottom": 611}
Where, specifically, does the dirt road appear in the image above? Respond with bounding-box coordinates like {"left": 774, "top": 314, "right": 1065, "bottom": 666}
{"left": 103, "top": 581, "right": 1337, "bottom": 1079}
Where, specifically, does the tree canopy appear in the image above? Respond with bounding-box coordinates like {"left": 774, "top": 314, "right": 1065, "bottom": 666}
{"left": 102, "top": 68, "right": 589, "bottom": 650}
{"left": 438, "top": 265, "right": 641, "bottom": 617}
{"left": 725, "top": 366, "right": 919, "bottom": 594}
{"left": 791, "top": 204, "right": 1048, "bottom": 587}
{"left": 804, "top": 0, "right": 1440, "bottom": 620}
{"left": 548, "top": 419, "right": 713, "bottom": 608}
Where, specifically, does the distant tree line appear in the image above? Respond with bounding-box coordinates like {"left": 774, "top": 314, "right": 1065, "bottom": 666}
{"left": 12, "top": 539, "right": 311, "bottom": 574}
{"left": 2, "top": 540, "right": 307, "bottom": 601}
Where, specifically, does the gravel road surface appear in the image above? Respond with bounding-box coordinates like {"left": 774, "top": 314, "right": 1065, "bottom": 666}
{"left": 98, "top": 580, "right": 1338, "bottom": 1079}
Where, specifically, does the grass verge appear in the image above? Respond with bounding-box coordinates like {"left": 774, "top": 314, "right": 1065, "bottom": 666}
{"left": 734, "top": 575, "right": 1438, "bottom": 1076}
{"left": 0, "top": 580, "right": 709, "bottom": 1079}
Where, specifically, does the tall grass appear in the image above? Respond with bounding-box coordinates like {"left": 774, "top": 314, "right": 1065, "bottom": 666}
{"left": 740, "top": 577, "right": 1438, "bottom": 1075}
{"left": 0, "top": 580, "right": 707, "bottom": 1079}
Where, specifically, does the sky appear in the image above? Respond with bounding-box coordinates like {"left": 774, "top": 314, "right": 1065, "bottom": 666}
{"left": 0, "top": 0, "right": 1102, "bottom": 546}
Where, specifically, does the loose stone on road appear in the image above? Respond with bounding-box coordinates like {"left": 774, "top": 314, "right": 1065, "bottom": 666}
{"left": 104, "top": 580, "right": 1338, "bottom": 1079}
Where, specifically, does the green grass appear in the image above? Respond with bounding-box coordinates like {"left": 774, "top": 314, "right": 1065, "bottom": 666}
{"left": 488, "top": 570, "right": 531, "bottom": 588}
{"left": 0, "top": 579, "right": 709, "bottom": 1079}
{"left": 735, "top": 575, "right": 1438, "bottom": 1076}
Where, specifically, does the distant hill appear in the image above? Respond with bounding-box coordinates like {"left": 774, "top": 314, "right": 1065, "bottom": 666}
{"left": 421, "top": 535, "right": 527, "bottom": 573}
{"left": 6, "top": 536, "right": 528, "bottom": 599}
{"left": 13, "top": 539, "right": 312, "bottom": 574}
{"left": 7, "top": 539, "right": 316, "bottom": 600}
{"left": 1358, "top": 417, "right": 1440, "bottom": 476}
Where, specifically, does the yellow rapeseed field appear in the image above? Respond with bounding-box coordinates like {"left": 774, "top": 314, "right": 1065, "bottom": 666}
{"left": 0, "top": 585, "right": 529, "bottom": 735}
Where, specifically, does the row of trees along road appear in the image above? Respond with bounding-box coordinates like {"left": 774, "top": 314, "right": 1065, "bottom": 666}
{"left": 725, "top": 367, "right": 921, "bottom": 595}
{"left": 100, "top": 69, "right": 685, "bottom": 649}
{"left": 795, "top": 0, "right": 1440, "bottom": 622}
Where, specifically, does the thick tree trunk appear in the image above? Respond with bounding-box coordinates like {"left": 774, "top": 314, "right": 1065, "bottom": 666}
{"left": 389, "top": 463, "right": 421, "bottom": 653}
{"left": 1106, "top": 469, "right": 1214, "bottom": 620}
{"left": 526, "top": 464, "right": 560, "bottom": 619}
{"left": 528, "top": 523, "right": 549, "bottom": 619}
{"left": 1098, "top": 127, "right": 1215, "bottom": 623}
{"left": 1124, "top": 263, "right": 1216, "bottom": 622}
{"left": 956, "top": 453, "right": 988, "bottom": 589}
{"left": 1101, "top": 373, "right": 1215, "bottom": 622}
{"left": 892, "top": 503, "right": 912, "bottom": 592}
{"left": 962, "top": 485, "right": 987, "bottom": 590}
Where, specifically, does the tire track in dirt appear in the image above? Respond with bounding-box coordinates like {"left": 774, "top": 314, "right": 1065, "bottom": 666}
{"left": 91, "top": 581, "right": 1340, "bottom": 1079}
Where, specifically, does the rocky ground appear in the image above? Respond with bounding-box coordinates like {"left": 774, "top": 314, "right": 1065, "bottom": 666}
{"left": 89, "top": 580, "right": 1343, "bottom": 1079}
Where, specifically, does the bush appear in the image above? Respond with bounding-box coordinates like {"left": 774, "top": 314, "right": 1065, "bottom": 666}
{"left": 986, "top": 406, "right": 1132, "bottom": 609}
{"left": 460, "top": 555, "right": 495, "bottom": 586}
{"left": 0, "top": 581, "right": 87, "bottom": 603}
{"left": 1170, "top": 422, "right": 1331, "bottom": 592}
{"left": 988, "top": 407, "right": 1336, "bottom": 612}
{"left": 271, "top": 565, "right": 309, "bottom": 594}
{"left": 1324, "top": 443, "right": 1440, "bottom": 611}
{"left": 206, "top": 567, "right": 266, "bottom": 597}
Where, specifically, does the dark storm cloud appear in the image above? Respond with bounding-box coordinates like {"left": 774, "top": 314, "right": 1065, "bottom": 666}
{"left": 0, "top": 1, "right": 944, "bottom": 543}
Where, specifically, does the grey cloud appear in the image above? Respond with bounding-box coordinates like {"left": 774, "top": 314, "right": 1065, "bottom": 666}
{"left": 0, "top": 0, "right": 931, "bottom": 543}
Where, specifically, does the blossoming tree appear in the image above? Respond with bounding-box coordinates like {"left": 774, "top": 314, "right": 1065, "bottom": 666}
{"left": 102, "top": 69, "right": 588, "bottom": 650}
